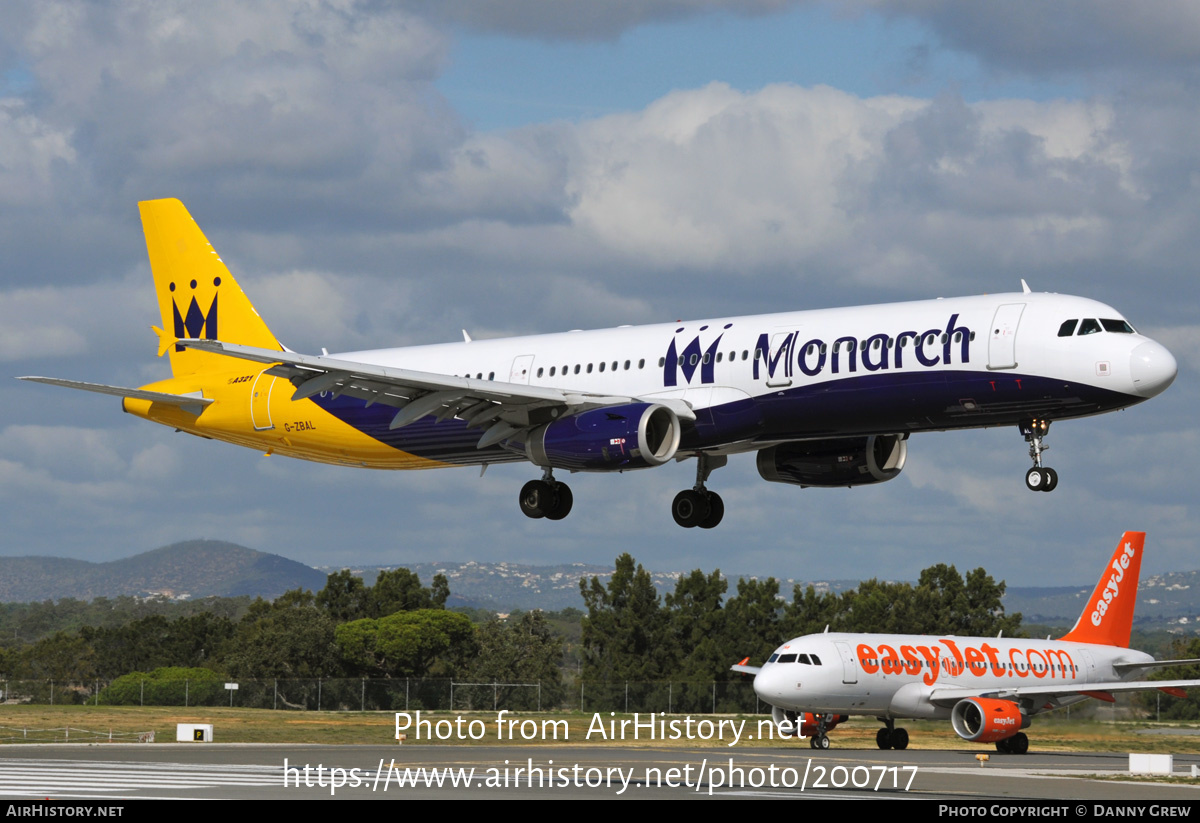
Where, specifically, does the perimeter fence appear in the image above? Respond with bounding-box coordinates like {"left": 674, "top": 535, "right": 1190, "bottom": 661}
{"left": 0, "top": 678, "right": 766, "bottom": 714}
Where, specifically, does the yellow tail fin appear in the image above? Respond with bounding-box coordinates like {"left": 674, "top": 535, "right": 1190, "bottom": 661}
{"left": 139, "top": 198, "right": 282, "bottom": 377}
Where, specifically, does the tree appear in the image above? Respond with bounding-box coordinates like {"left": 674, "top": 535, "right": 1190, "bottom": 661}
{"left": 461, "top": 611, "right": 565, "bottom": 709}
{"left": 336, "top": 609, "right": 474, "bottom": 677}
{"left": 316, "top": 570, "right": 369, "bottom": 623}
{"left": 368, "top": 569, "right": 450, "bottom": 617}
{"left": 665, "top": 569, "right": 731, "bottom": 710}
{"left": 580, "top": 555, "right": 669, "bottom": 707}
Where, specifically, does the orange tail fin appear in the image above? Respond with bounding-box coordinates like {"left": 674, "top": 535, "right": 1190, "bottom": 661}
{"left": 1059, "top": 531, "right": 1145, "bottom": 648}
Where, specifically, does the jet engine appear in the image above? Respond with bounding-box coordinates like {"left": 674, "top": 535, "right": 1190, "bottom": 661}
{"left": 950, "top": 697, "right": 1028, "bottom": 743}
{"left": 524, "top": 402, "right": 681, "bottom": 472}
{"left": 756, "top": 434, "right": 907, "bottom": 487}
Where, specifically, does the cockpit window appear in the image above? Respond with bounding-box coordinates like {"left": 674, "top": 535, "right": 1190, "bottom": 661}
{"left": 1101, "top": 318, "right": 1135, "bottom": 333}
{"left": 768, "top": 654, "right": 779, "bottom": 663}
{"left": 777, "top": 654, "right": 797, "bottom": 663}
{"left": 797, "top": 654, "right": 811, "bottom": 664}
{"left": 1057, "top": 320, "right": 1078, "bottom": 337}
{"left": 1078, "top": 319, "right": 1102, "bottom": 335}
{"left": 810, "top": 654, "right": 822, "bottom": 665}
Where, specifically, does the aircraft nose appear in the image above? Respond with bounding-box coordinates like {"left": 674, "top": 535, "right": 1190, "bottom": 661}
{"left": 754, "top": 666, "right": 791, "bottom": 702}
{"left": 1129, "top": 340, "right": 1178, "bottom": 398}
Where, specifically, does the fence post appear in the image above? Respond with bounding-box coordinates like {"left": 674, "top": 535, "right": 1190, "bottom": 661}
{"left": 50, "top": 680, "right": 54, "bottom": 706}
{"left": 140, "top": 680, "right": 144, "bottom": 707}
{"left": 712, "top": 681, "right": 716, "bottom": 714}
{"left": 668, "top": 682, "right": 672, "bottom": 714}
{"left": 624, "top": 682, "right": 628, "bottom": 713}
{"left": 318, "top": 678, "right": 322, "bottom": 712}
{"left": 362, "top": 678, "right": 365, "bottom": 713}
{"left": 538, "top": 683, "right": 542, "bottom": 712}
{"left": 185, "top": 679, "right": 189, "bottom": 708}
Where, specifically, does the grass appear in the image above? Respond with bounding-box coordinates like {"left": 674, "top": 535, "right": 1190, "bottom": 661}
{"left": 3, "top": 705, "right": 1200, "bottom": 753}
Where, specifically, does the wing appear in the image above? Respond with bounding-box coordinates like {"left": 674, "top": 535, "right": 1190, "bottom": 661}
{"left": 731, "top": 657, "right": 762, "bottom": 675}
{"left": 17, "top": 376, "right": 213, "bottom": 416}
{"left": 927, "top": 678, "right": 1200, "bottom": 708}
{"left": 177, "top": 339, "right": 696, "bottom": 448}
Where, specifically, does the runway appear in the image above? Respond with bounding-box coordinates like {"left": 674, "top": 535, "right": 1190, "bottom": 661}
{"left": 3, "top": 744, "right": 1200, "bottom": 801}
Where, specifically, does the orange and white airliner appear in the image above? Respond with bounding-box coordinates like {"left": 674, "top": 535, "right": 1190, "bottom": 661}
{"left": 733, "top": 532, "right": 1200, "bottom": 753}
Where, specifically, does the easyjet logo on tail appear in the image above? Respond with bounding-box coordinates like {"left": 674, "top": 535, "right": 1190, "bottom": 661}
{"left": 1090, "top": 540, "right": 1137, "bottom": 627}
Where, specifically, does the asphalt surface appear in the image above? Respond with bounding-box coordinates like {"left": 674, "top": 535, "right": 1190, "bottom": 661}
{"left": 2, "top": 743, "right": 1200, "bottom": 801}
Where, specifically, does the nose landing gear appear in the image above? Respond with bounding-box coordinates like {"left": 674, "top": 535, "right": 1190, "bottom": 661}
{"left": 1021, "top": 418, "right": 1058, "bottom": 492}
{"left": 519, "top": 468, "right": 574, "bottom": 520}
{"left": 672, "top": 453, "right": 727, "bottom": 529}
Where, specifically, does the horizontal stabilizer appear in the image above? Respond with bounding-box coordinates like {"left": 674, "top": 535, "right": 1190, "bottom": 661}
{"left": 18, "top": 377, "right": 212, "bottom": 415}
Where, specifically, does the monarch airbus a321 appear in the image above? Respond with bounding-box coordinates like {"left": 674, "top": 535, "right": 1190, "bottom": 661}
{"left": 21, "top": 200, "right": 1177, "bottom": 528}
{"left": 734, "top": 532, "right": 1200, "bottom": 753}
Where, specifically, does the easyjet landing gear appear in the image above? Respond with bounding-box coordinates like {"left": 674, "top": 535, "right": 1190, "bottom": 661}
{"left": 672, "top": 454, "right": 727, "bottom": 529}
{"left": 808, "top": 713, "right": 832, "bottom": 750}
{"left": 995, "top": 732, "right": 1029, "bottom": 754}
{"left": 876, "top": 719, "right": 909, "bottom": 750}
{"left": 1021, "top": 418, "right": 1058, "bottom": 492}
{"left": 519, "top": 469, "right": 573, "bottom": 521}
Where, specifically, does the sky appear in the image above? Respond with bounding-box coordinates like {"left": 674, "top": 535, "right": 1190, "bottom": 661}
{"left": 1, "top": 1, "right": 1198, "bottom": 588}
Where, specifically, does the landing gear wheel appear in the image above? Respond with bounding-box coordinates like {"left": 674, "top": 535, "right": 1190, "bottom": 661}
{"left": 889, "top": 727, "right": 909, "bottom": 750}
{"left": 876, "top": 728, "right": 893, "bottom": 750}
{"left": 1010, "top": 732, "right": 1029, "bottom": 754}
{"left": 995, "top": 738, "right": 1011, "bottom": 754}
{"left": 815, "top": 733, "right": 830, "bottom": 750}
{"left": 544, "top": 483, "right": 573, "bottom": 520}
{"left": 672, "top": 489, "right": 710, "bottom": 528}
{"left": 698, "top": 492, "right": 724, "bottom": 529}
{"left": 1025, "top": 467, "right": 1046, "bottom": 491}
{"left": 519, "top": 480, "right": 553, "bottom": 519}
{"left": 1042, "top": 467, "right": 1058, "bottom": 492}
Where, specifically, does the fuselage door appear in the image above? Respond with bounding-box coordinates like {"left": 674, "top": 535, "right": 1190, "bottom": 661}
{"left": 509, "top": 354, "right": 535, "bottom": 385}
{"left": 834, "top": 641, "right": 858, "bottom": 685}
{"left": 987, "top": 303, "right": 1026, "bottom": 370}
{"left": 250, "top": 370, "right": 276, "bottom": 430}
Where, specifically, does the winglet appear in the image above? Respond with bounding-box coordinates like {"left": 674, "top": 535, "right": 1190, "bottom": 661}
{"left": 1060, "top": 531, "right": 1145, "bottom": 648}
{"left": 1021, "top": 279, "right": 1031, "bottom": 294}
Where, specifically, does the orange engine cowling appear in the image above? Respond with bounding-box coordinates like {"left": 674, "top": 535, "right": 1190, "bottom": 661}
{"left": 950, "top": 697, "right": 1028, "bottom": 743}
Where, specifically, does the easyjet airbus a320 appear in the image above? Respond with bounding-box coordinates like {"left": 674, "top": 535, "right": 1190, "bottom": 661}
{"left": 21, "top": 200, "right": 1177, "bottom": 527}
{"left": 734, "top": 532, "right": 1200, "bottom": 753}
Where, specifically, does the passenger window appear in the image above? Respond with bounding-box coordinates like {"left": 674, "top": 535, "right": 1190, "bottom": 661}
{"left": 587, "top": 363, "right": 593, "bottom": 373}
{"left": 574, "top": 365, "right": 580, "bottom": 374}
{"left": 1058, "top": 320, "right": 1078, "bottom": 337}
{"left": 703, "top": 352, "right": 711, "bottom": 364}
{"left": 549, "top": 366, "right": 556, "bottom": 377}
{"left": 716, "top": 352, "right": 723, "bottom": 362}
{"left": 537, "top": 368, "right": 543, "bottom": 378}
{"left": 638, "top": 359, "right": 645, "bottom": 369}
{"left": 1078, "top": 319, "right": 1102, "bottom": 335}
{"left": 488, "top": 372, "right": 494, "bottom": 380}
{"left": 624, "top": 360, "right": 630, "bottom": 370}
{"left": 599, "top": 362, "right": 605, "bottom": 372}
{"left": 612, "top": 361, "right": 618, "bottom": 371}
{"left": 689, "top": 354, "right": 699, "bottom": 366}
{"left": 743, "top": 350, "right": 749, "bottom": 360}
{"left": 658, "top": 357, "right": 665, "bottom": 367}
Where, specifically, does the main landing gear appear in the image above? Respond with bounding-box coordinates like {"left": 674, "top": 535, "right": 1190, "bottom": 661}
{"left": 875, "top": 719, "right": 910, "bottom": 750}
{"left": 1021, "top": 418, "right": 1058, "bottom": 492}
{"left": 672, "top": 453, "right": 727, "bottom": 529}
{"left": 995, "top": 732, "right": 1029, "bottom": 754}
{"left": 519, "top": 469, "right": 573, "bottom": 521}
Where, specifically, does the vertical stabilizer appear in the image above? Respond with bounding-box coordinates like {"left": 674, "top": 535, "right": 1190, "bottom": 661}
{"left": 139, "top": 198, "right": 282, "bottom": 377}
{"left": 1059, "top": 531, "right": 1145, "bottom": 648}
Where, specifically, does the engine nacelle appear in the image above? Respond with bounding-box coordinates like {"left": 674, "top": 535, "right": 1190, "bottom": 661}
{"left": 950, "top": 697, "right": 1028, "bottom": 743}
{"left": 770, "top": 706, "right": 848, "bottom": 737}
{"left": 525, "top": 402, "right": 681, "bottom": 471}
{"left": 756, "top": 434, "right": 908, "bottom": 488}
